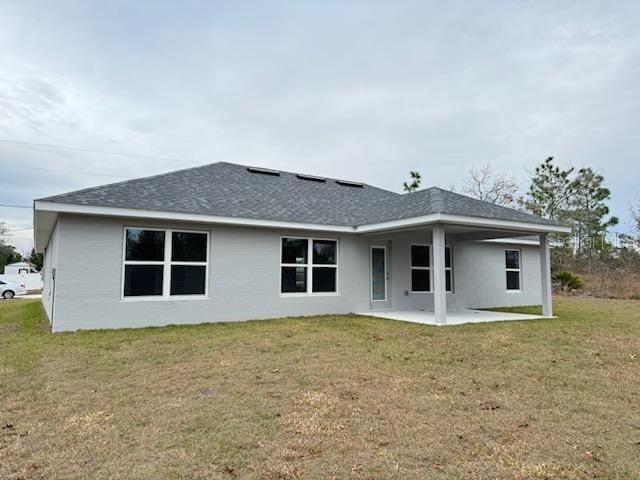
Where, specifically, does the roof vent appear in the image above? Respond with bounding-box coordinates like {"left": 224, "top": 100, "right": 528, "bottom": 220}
{"left": 247, "top": 167, "right": 280, "bottom": 176}
{"left": 296, "top": 174, "right": 326, "bottom": 183}
{"left": 336, "top": 179, "right": 364, "bottom": 188}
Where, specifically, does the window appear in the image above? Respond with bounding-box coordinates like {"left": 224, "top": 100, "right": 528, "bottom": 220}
{"left": 411, "top": 245, "right": 430, "bottom": 292}
{"left": 410, "top": 245, "right": 453, "bottom": 293}
{"left": 505, "top": 249, "right": 521, "bottom": 291}
{"left": 445, "top": 246, "right": 453, "bottom": 292}
{"left": 123, "top": 228, "right": 208, "bottom": 299}
{"left": 281, "top": 237, "right": 338, "bottom": 294}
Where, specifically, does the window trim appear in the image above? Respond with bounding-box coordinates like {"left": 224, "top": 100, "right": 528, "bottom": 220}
{"left": 410, "top": 244, "right": 453, "bottom": 294}
{"left": 279, "top": 236, "right": 339, "bottom": 297}
{"left": 505, "top": 248, "right": 522, "bottom": 292}
{"left": 121, "top": 226, "right": 210, "bottom": 302}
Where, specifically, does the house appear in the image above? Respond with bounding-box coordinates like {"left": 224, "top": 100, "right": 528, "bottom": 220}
{"left": 3, "top": 261, "right": 38, "bottom": 275}
{"left": 0, "top": 262, "right": 43, "bottom": 291}
{"left": 33, "top": 162, "right": 570, "bottom": 332}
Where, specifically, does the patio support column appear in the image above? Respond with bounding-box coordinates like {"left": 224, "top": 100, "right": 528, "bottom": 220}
{"left": 432, "top": 224, "right": 447, "bottom": 324}
{"left": 540, "top": 233, "right": 553, "bottom": 317}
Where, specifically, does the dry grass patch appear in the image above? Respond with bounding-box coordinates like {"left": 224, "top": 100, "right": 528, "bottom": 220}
{"left": 1, "top": 297, "right": 640, "bottom": 479}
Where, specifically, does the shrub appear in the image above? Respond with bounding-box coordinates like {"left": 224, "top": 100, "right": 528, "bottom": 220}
{"left": 553, "top": 271, "right": 583, "bottom": 290}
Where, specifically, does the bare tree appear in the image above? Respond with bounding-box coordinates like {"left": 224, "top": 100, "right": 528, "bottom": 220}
{"left": 0, "top": 222, "right": 8, "bottom": 241}
{"left": 632, "top": 205, "right": 640, "bottom": 246}
{"left": 462, "top": 165, "right": 519, "bottom": 207}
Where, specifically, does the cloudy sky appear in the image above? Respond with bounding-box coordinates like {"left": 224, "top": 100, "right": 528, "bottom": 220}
{"left": 1, "top": 1, "right": 639, "bottom": 252}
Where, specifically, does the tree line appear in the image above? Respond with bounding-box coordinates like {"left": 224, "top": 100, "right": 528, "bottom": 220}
{"left": 404, "top": 157, "right": 640, "bottom": 296}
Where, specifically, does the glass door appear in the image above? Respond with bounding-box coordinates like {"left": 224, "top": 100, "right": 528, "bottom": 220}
{"left": 370, "top": 245, "right": 391, "bottom": 308}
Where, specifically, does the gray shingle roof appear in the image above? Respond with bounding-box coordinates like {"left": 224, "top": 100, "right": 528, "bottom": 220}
{"left": 360, "top": 187, "right": 561, "bottom": 226}
{"left": 40, "top": 161, "right": 562, "bottom": 227}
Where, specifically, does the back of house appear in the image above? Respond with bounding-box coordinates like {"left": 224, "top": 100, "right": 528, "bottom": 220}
{"left": 33, "top": 162, "right": 569, "bottom": 332}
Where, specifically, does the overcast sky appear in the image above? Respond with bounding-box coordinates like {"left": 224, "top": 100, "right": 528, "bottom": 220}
{"left": 1, "top": 1, "right": 639, "bottom": 252}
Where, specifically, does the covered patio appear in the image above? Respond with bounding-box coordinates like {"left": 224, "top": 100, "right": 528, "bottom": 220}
{"left": 356, "top": 307, "right": 549, "bottom": 326}
{"left": 356, "top": 204, "right": 571, "bottom": 325}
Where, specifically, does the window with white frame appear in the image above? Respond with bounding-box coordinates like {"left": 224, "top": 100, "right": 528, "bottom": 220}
{"left": 411, "top": 245, "right": 453, "bottom": 293}
{"left": 410, "top": 245, "right": 431, "bottom": 292}
{"left": 505, "top": 249, "right": 521, "bottom": 291}
{"left": 123, "top": 228, "right": 208, "bottom": 298}
{"left": 280, "top": 237, "right": 338, "bottom": 294}
{"left": 445, "top": 246, "right": 453, "bottom": 292}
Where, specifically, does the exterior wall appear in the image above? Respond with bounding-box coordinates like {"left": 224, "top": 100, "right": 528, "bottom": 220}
{"left": 51, "top": 214, "right": 371, "bottom": 332}
{"left": 41, "top": 220, "right": 60, "bottom": 322}
{"left": 50, "top": 214, "right": 543, "bottom": 332}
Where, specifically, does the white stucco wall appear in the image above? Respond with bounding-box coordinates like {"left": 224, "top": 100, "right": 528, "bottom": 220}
{"left": 41, "top": 220, "right": 59, "bottom": 323}
{"left": 44, "top": 214, "right": 544, "bottom": 332}
{"left": 48, "top": 215, "right": 372, "bottom": 332}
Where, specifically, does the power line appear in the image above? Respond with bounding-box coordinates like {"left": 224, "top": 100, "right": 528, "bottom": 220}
{"left": 0, "top": 138, "right": 189, "bottom": 164}
{"left": 0, "top": 163, "right": 124, "bottom": 178}
{"left": 0, "top": 204, "right": 31, "bottom": 209}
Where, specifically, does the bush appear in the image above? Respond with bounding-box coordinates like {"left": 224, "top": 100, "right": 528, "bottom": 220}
{"left": 553, "top": 271, "right": 583, "bottom": 290}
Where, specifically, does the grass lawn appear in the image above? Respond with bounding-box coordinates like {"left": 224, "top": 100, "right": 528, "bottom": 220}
{"left": 1, "top": 298, "right": 640, "bottom": 479}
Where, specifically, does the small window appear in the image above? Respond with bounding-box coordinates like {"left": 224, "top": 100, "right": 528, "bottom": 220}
{"left": 410, "top": 245, "right": 453, "bottom": 293}
{"left": 124, "top": 264, "right": 164, "bottom": 297}
{"left": 171, "top": 232, "right": 207, "bottom": 262}
{"left": 445, "top": 246, "right": 453, "bottom": 293}
{"left": 125, "top": 229, "right": 165, "bottom": 261}
{"left": 281, "top": 237, "right": 338, "bottom": 294}
{"left": 282, "top": 238, "right": 308, "bottom": 264}
{"left": 170, "top": 265, "right": 206, "bottom": 295}
{"left": 505, "top": 249, "right": 521, "bottom": 291}
{"left": 411, "top": 245, "right": 430, "bottom": 292}
{"left": 123, "top": 228, "right": 208, "bottom": 299}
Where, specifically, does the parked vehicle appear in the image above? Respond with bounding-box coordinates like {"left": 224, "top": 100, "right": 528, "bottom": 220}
{"left": 0, "top": 280, "right": 27, "bottom": 299}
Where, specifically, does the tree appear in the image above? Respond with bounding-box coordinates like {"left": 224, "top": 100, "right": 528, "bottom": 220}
{"left": 403, "top": 171, "right": 422, "bottom": 193}
{"left": 0, "top": 222, "right": 23, "bottom": 273}
{"left": 632, "top": 205, "right": 640, "bottom": 241}
{"left": 0, "top": 243, "right": 22, "bottom": 273}
{"left": 462, "top": 165, "right": 519, "bottom": 207}
{"left": 523, "top": 157, "right": 576, "bottom": 221}
{"left": 568, "top": 167, "right": 618, "bottom": 255}
{"left": 28, "top": 248, "right": 44, "bottom": 271}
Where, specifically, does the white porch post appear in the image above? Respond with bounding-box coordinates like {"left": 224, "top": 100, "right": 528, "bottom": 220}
{"left": 432, "top": 224, "right": 447, "bottom": 324}
{"left": 540, "top": 233, "right": 553, "bottom": 316}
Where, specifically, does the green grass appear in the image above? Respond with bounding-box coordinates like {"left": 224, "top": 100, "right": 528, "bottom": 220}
{"left": 1, "top": 297, "right": 640, "bottom": 479}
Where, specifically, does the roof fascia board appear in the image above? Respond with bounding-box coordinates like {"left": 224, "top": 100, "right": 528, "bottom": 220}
{"left": 354, "top": 212, "right": 571, "bottom": 234}
{"left": 479, "top": 238, "right": 540, "bottom": 246}
{"left": 34, "top": 201, "right": 571, "bottom": 237}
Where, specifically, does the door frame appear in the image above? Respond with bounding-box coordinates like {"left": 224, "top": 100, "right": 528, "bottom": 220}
{"left": 370, "top": 245, "right": 388, "bottom": 302}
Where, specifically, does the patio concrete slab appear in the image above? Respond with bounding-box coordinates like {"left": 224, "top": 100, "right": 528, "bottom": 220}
{"left": 356, "top": 308, "right": 548, "bottom": 325}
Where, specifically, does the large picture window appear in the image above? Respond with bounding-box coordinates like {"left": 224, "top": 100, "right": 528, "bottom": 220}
{"left": 410, "top": 244, "right": 453, "bottom": 293}
{"left": 281, "top": 237, "right": 338, "bottom": 294}
{"left": 123, "top": 228, "right": 208, "bottom": 299}
{"left": 505, "top": 249, "right": 521, "bottom": 291}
